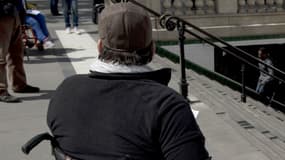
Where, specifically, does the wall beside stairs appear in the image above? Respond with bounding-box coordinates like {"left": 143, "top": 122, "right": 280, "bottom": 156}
{"left": 161, "top": 43, "right": 215, "bottom": 71}
{"left": 161, "top": 37, "right": 285, "bottom": 72}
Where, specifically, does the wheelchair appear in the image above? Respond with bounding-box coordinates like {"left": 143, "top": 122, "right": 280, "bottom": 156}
{"left": 22, "top": 24, "right": 44, "bottom": 61}
{"left": 22, "top": 132, "right": 72, "bottom": 160}
{"left": 22, "top": 132, "right": 212, "bottom": 160}
{"left": 21, "top": 24, "right": 44, "bottom": 51}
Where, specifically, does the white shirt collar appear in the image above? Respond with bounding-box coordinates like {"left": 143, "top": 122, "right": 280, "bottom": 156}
{"left": 89, "top": 59, "right": 152, "bottom": 73}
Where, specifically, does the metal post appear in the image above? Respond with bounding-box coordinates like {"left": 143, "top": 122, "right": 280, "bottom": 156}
{"left": 241, "top": 64, "right": 246, "bottom": 103}
{"left": 177, "top": 21, "right": 189, "bottom": 100}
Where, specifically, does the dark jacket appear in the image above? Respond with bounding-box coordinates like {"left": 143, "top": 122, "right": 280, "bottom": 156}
{"left": 16, "top": 0, "right": 26, "bottom": 24}
{"left": 0, "top": 0, "right": 18, "bottom": 17}
{"left": 47, "top": 68, "right": 209, "bottom": 160}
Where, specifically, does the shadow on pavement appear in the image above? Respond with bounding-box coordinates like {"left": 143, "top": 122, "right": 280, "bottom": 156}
{"left": 20, "top": 90, "right": 55, "bottom": 101}
{"left": 25, "top": 56, "right": 95, "bottom": 64}
{"left": 25, "top": 48, "right": 83, "bottom": 56}
{"left": 24, "top": 48, "right": 95, "bottom": 64}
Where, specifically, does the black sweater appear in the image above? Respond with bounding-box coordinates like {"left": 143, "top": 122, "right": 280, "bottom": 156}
{"left": 47, "top": 68, "right": 209, "bottom": 160}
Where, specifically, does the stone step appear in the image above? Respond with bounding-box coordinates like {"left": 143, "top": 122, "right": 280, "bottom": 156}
{"left": 213, "top": 77, "right": 285, "bottom": 123}
{"left": 187, "top": 77, "right": 285, "bottom": 159}
{"left": 188, "top": 74, "right": 285, "bottom": 159}
{"left": 150, "top": 55, "right": 285, "bottom": 159}
{"left": 224, "top": 115, "right": 285, "bottom": 160}
{"left": 184, "top": 65, "right": 285, "bottom": 154}
{"left": 190, "top": 70, "right": 285, "bottom": 130}
{"left": 149, "top": 56, "right": 272, "bottom": 160}
{"left": 211, "top": 78, "right": 285, "bottom": 139}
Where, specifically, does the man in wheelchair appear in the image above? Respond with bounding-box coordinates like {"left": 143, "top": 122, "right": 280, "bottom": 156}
{"left": 23, "top": 2, "right": 211, "bottom": 160}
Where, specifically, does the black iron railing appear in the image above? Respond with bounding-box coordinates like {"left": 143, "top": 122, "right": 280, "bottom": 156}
{"left": 110, "top": 0, "right": 285, "bottom": 107}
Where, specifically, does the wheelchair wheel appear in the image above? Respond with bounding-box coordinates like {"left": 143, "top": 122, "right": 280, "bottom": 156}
{"left": 37, "top": 43, "right": 44, "bottom": 51}
{"left": 25, "top": 40, "right": 35, "bottom": 48}
{"left": 22, "top": 25, "right": 38, "bottom": 49}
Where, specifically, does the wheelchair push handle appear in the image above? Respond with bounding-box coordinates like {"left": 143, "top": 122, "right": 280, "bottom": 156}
{"left": 22, "top": 132, "right": 54, "bottom": 155}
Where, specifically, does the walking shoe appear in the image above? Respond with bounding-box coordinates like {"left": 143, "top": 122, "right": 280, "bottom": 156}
{"left": 52, "top": 12, "right": 62, "bottom": 16}
{"left": 0, "top": 93, "right": 21, "bottom": 103}
{"left": 14, "top": 85, "right": 40, "bottom": 93}
{"left": 73, "top": 27, "right": 81, "bottom": 34}
{"left": 43, "top": 40, "right": 55, "bottom": 49}
{"left": 65, "top": 27, "right": 71, "bottom": 34}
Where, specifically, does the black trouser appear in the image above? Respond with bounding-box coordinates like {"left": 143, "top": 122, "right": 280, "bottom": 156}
{"left": 50, "top": 0, "right": 59, "bottom": 15}
{"left": 93, "top": 0, "right": 104, "bottom": 5}
{"left": 92, "top": 0, "right": 105, "bottom": 24}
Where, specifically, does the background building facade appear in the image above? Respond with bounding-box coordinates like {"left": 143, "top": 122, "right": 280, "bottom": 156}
{"left": 135, "top": 0, "right": 285, "bottom": 40}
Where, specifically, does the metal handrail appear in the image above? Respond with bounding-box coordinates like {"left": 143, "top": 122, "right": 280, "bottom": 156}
{"left": 111, "top": 0, "right": 285, "bottom": 105}
{"left": 184, "top": 29, "right": 285, "bottom": 84}
{"left": 174, "top": 18, "right": 285, "bottom": 75}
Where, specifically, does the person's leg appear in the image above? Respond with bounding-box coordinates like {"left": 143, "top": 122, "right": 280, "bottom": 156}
{"left": 71, "top": 0, "right": 78, "bottom": 27}
{"left": 50, "top": 0, "right": 59, "bottom": 15}
{"left": 256, "top": 79, "right": 262, "bottom": 93}
{"left": 50, "top": 0, "right": 54, "bottom": 14}
{"left": 7, "top": 15, "right": 27, "bottom": 91}
{"left": 25, "top": 16, "right": 48, "bottom": 42}
{"left": 0, "top": 16, "right": 13, "bottom": 95}
{"left": 257, "top": 83, "right": 265, "bottom": 95}
{"left": 71, "top": 0, "right": 80, "bottom": 34}
{"left": 62, "top": 0, "right": 71, "bottom": 28}
{"left": 33, "top": 13, "right": 50, "bottom": 38}
{"left": 8, "top": 14, "right": 40, "bottom": 93}
{"left": 55, "top": 0, "right": 60, "bottom": 15}
{"left": 26, "top": 15, "right": 55, "bottom": 49}
{"left": 257, "top": 82, "right": 266, "bottom": 95}
{"left": 55, "top": 0, "right": 59, "bottom": 9}
{"left": 256, "top": 82, "right": 260, "bottom": 93}
{"left": 263, "top": 80, "right": 275, "bottom": 102}
{"left": 8, "top": 28, "right": 40, "bottom": 93}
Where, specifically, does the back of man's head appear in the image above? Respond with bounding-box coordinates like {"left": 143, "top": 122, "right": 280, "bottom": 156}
{"left": 98, "top": 2, "right": 153, "bottom": 65}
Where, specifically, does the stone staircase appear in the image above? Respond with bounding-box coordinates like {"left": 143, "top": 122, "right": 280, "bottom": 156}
{"left": 149, "top": 54, "right": 285, "bottom": 160}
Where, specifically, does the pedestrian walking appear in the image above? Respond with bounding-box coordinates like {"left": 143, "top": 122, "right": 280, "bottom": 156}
{"left": 256, "top": 47, "right": 274, "bottom": 94}
{"left": 256, "top": 47, "right": 275, "bottom": 103}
